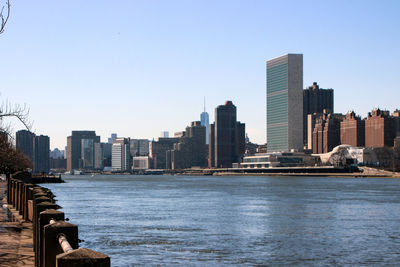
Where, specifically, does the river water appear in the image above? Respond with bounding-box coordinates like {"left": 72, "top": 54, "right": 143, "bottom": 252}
{"left": 45, "top": 175, "right": 400, "bottom": 266}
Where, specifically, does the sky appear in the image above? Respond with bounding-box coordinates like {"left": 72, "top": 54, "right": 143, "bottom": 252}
{"left": 1, "top": 0, "right": 399, "bottom": 149}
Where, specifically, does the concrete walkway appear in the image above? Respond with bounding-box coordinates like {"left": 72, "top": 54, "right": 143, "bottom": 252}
{"left": 0, "top": 181, "right": 34, "bottom": 267}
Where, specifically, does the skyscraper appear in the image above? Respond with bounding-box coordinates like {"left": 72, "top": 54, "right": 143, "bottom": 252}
{"left": 112, "top": 138, "right": 131, "bottom": 171}
{"left": 209, "top": 101, "right": 245, "bottom": 168}
{"left": 67, "top": 131, "right": 100, "bottom": 171}
{"left": 266, "top": 54, "right": 303, "bottom": 152}
{"left": 16, "top": 130, "right": 35, "bottom": 164}
{"left": 33, "top": 135, "right": 50, "bottom": 173}
{"left": 200, "top": 98, "right": 209, "bottom": 144}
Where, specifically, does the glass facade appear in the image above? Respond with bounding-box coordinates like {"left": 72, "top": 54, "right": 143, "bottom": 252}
{"left": 267, "top": 60, "right": 289, "bottom": 152}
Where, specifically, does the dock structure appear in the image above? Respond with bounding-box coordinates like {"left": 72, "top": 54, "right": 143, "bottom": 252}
{"left": 1, "top": 172, "right": 110, "bottom": 267}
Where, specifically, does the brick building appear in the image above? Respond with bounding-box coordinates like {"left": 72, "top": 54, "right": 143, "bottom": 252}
{"left": 365, "top": 109, "right": 395, "bottom": 147}
{"left": 312, "top": 112, "right": 344, "bottom": 154}
{"left": 340, "top": 111, "right": 365, "bottom": 147}
{"left": 303, "top": 82, "right": 334, "bottom": 147}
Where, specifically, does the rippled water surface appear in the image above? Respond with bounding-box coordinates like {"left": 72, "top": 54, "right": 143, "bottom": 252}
{"left": 45, "top": 175, "right": 400, "bottom": 266}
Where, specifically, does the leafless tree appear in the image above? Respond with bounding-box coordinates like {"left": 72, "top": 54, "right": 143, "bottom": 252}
{"left": 0, "top": 98, "right": 33, "bottom": 173}
{"left": 0, "top": 0, "right": 10, "bottom": 34}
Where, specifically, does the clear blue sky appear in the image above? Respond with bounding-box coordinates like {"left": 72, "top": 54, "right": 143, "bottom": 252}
{"left": 1, "top": 0, "right": 399, "bottom": 149}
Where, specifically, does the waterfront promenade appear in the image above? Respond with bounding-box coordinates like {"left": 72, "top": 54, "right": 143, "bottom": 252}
{"left": 0, "top": 181, "right": 34, "bottom": 267}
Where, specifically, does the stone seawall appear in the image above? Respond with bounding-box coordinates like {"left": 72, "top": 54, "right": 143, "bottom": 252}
{"left": 3, "top": 172, "right": 110, "bottom": 267}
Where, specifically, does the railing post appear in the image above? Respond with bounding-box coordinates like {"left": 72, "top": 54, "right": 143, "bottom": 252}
{"left": 43, "top": 221, "right": 78, "bottom": 267}
{"left": 33, "top": 195, "right": 52, "bottom": 252}
{"left": 56, "top": 248, "right": 111, "bottom": 267}
{"left": 34, "top": 201, "right": 60, "bottom": 267}
{"left": 39, "top": 209, "right": 65, "bottom": 267}
{"left": 23, "top": 183, "right": 34, "bottom": 220}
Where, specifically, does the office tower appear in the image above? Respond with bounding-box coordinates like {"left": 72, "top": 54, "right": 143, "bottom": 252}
{"left": 81, "top": 138, "right": 94, "bottom": 169}
{"left": 33, "top": 135, "right": 50, "bottom": 173}
{"left": 149, "top": 137, "right": 179, "bottom": 169}
{"left": 303, "top": 82, "right": 334, "bottom": 146}
{"left": 112, "top": 138, "right": 131, "bottom": 171}
{"left": 266, "top": 54, "right": 303, "bottom": 152}
{"left": 340, "top": 111, "right": 365, "bottom": 147}
{"left": 312, "top": 112, "right": 344, "bottom": 153}
{"left": 166, "top": 121, "right": 207, "bottom": 169}
{"left": 200, "top": 98, "right": 210, "bottom": 144}
{"left": 94, "top": 142, "right": 103, "bottom": 169}
{"left": 365, "top": 109, "right": 395, "bottom": 147}
{"left": 208, "top": 123, "right": 215, "bottom": 167}
{"left": 16, "top": 130, "right": 35, "bottom": 164}
{"left": 67, "top": 131, "right": 100, "bottom": 171}
{"left": 209, "top": 101, "right": 245, "bottom": 168}
{"left": 108, "top": 133, "right": 117, "bottom": 144}
{"left": 130, "top": 139, "right": 150, "bottom": 157}
{"left": 101, "top": 142, "right": 112, "bottom": 167}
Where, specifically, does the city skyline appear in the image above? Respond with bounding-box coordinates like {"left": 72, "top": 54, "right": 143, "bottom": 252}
{"left": 1, "top": 1, "right": 400, "bottom": 149}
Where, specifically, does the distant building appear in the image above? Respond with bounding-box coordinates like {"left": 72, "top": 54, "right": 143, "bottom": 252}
{"left": 209, "top": 101, "right": 245, "bottom": 168}
{"left": 150, "top": 137, "right": 179, "bottom": 169}
{"left": 112, "top": 138, "right": 131, "bottom": 171}
{"left": 241, "top": 152, "right": 316, "bottom": 168}
{"left": 50, "top": 148, "right": 64, "bottom": 159}
{"left": 267, "top": 54, "right": 303, "bottom": 152}
{"left": 94, "top": 142, "right": 103, "bottom": 170}
{"left": 303, "top": 82, "right": 334, "bottom": 147}
{"left": 312, "top": 112, "right": 344, "bottom": 154}
{"left": 200, "top": 99, "right": 209, "bottom": 144}
{"left": 393, "top": 109, "right": 400, "bottom": 137}
{"left": 108, "top": 133, "right": 117, "bottom": 144}
{"left": 167, "top": 121, "right": 207, "bottom": 169}
{"left": 340, "top": 111, "right": 365, "bottom": 147}
{"left": 160, "top": 131, "right": 169, "bottom": 138}
{"left": 16, "top": 130, "right": 35, "bottom": 164}
{"left": 306, "top": 113, "right": 322, "bottom": 151}
{"left": 67, "top": 131, "right": 100, "bottom": 171}
{"left": 132, "top": 156, "right": 151, "bottom": 170}
{"left": 130, "top": 139, "right": 150, "bottom": 157}
{"left": 365, "top": 109, "right": 395, "bottom": 147}
{"left": 16, "top": 130, "right": 50, "bottom": 173}
{"left": 33, "top": 135, "right": 50, "bottom": 173}
{"left": 102, "top": 143, "right": 112, "bottom": 167}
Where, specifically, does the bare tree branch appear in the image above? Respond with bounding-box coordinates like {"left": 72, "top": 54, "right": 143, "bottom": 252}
{"left": 0, "top": 0, "right": 10, "bottom": 34}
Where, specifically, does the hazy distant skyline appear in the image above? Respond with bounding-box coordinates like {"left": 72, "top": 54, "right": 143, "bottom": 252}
{"left": 1, "top": 0, "right": 399, "bottom": 149}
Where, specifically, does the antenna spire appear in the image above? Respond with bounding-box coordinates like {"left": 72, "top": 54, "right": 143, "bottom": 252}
{"left": 203, "top": 96, "right": 206, "bottom": 112}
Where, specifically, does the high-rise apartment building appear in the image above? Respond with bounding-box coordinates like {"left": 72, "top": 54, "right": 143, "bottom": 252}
{"left": 209, "top": 101, "right": 245, "bottom": 168}
{"left": 267, "top": 54, "right": 303, "bottom": 152}
{"left": 303, "top": 82, "right": 334, "bottom": 147}
{"left": 340, "top": 111, "right": 365, "bottom": 147}
{"left": 16, "top": 130, "right": 35, "bottom": 165}
{"left": 16, "top": 130, "right": 50, "bottom": 173}
{"left": 33, "top": 135, "right": 50, "bottom": 173}
{"left": 112, "top": 138, "right": 131, "bottom": 171}
{"left": 67, "top": 131, "right": 100, "bottom": 171}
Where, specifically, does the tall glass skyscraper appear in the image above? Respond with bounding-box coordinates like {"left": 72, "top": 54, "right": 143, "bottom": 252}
{"left": 266, "top": 54, "right": 303, "bottom": 152}
{"left": 200, "top": 98, "right": 209, "bottom": 144}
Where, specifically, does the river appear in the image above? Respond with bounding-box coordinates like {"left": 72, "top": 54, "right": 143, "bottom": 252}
{"left": 44, "top": 175, "right": 400, "bottom": 266}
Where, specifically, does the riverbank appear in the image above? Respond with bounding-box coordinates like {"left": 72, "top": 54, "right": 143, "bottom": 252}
{"left": 0, "top": 181, "right": 34, "bottom": 267}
